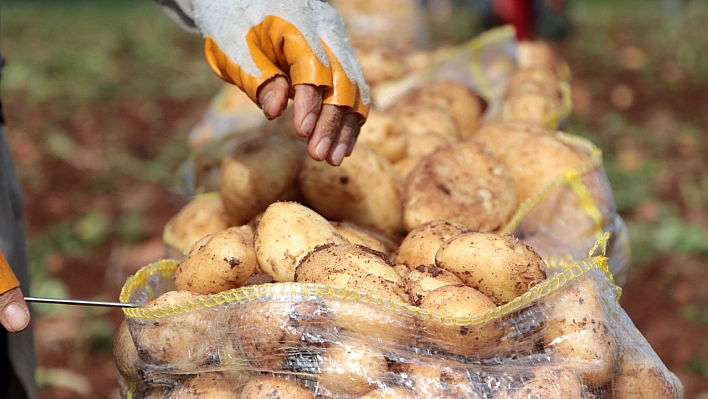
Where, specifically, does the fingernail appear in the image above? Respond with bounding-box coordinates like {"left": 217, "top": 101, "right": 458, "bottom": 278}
{"left": 261, "top": 91, "right": 275, "bottom": 119}
{"left": 331, "top": 143, "right": 348, "bottom": 166}
{"left": 4, "top": 303, "right": 29, "bottom": 332}
{"left": 300, "top": 113, "right": 317, "bottom": 137}
{"left": 315, "top": 138, "right": 331, "bottom": 161}
{"left": 346, "top": 138, "right": 357, "bottom": 156}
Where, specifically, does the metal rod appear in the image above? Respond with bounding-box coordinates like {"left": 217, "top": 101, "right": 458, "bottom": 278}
{"left": 24, "top": 297, "right": 138, "bottom": 308}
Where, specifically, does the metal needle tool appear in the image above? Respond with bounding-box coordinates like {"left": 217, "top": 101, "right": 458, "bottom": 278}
{"left": 24, "top": 297, "right": 138, "bottom": 308}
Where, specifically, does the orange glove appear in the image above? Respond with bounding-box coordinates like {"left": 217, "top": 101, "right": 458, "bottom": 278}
{"left": 193, "top": 1, "right": 370, "bottom": 165}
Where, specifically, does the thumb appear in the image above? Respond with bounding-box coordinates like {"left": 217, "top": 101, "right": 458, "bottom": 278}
{"left": 0, "top": 287, "right": 30, "bottom": 332}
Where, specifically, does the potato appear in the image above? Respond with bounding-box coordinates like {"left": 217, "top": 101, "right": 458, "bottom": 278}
{"left": 503, "top": 367, "right": 583, "bottom": 399}
{"left": 240, "top": 375, "right": 316, "bottom": 399}
{"left": 231, "top": 298, "right": 336, "bottom": 370}
{"left": 472, "top": 120, "right": 556, "bottom": 156}
{"left": 132, "top": 290, "right": 218, "bottom": 370}
{"left": 295, "top": 243, "right": 408, "bottom": 303}
{"left": 398, "top": 358, "right": 482, "bottom": 398}
{"left": 419, "top": 285, "right": 502, "bottom": 357}
{"left": 542, "top": 271, "right": 620, "bottom": 387}
{"left": 174, "top": 227, "right": 258, "bottom": 294}
{"left": 395, "top": 220, "right": 471, "bottom": 269}
{"left": 114, "top": 320, "right": 142, "bottom": 383}
{"left": 359, "top": 387, "right": 416, "bottom": 399}
{"left": 390, "top": 103, "right": 459, "bottom": 140}
{"left": 505, "top": 68, "right": 562, "bottom": 98}
{"left": 402, "top": 140, "right": 518, "bottom": 233}
{"left": 614, "top": 351, "right": 682, "bottom": 399}
{"left": 393, "top": 264, "right": 412, "bottom": 279}
{"left": 165, "top": 195, "right": 229, "bottom": 255}
{"left": 220, "top": 135, "right": 307, "bottom": 225}
{"left": 405, "top": 133, "right": 455, "bottom": 158}
{"left": 393, "top": 156, "right": 421, "bottom": 179}
{"left": 168, "top": 373, "right": 235, "bottom": 399}
{"left": 435, "top": 232, "right": 546, "bottom": 305}
{"left": 356, "top": 109, "right": 409, "bottom": 163}
{"left": 501, "top": 90, "right": 564, "bottom": 124}
{"left": 254, "top": 202, "right": 349, "bottom": 282}
{"left": 317, "top": 338, "right": 389, "bottom": 396}
{"left": 390, "top": 80, "right": 485, "bottom": 138}
{"left": 330, "top": 221, "right": 394, "bottom": 257}
{"left": 517, "top": 41, "right": 560, "bottom": 72}
{"left": 299, "top": 143, "right": 404, "bottom": 236}
{"left": 354, "top": 46, "right": 409, "bottom": 86}
{"left": 405, "top": 266, "right": 464, "bottom": 306}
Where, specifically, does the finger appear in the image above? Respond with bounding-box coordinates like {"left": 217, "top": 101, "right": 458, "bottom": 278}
{"left": 0, "top": 287, "right": 30, "bottom": 333}
{"left": 329, "top": 112, "right": 364, "bottom": 166}
{"left": 308, "top": 104, "right": 345, "bottom": 164}
{"left": 257, "top": 76, "right": 290, "bottom": 120}
{"left": 293, "top": 84, "right": 323, "bottom": 138}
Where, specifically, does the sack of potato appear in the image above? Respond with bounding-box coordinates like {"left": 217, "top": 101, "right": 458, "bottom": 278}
{"left": 117, "top": 206, "right": 681, "bottom": 398}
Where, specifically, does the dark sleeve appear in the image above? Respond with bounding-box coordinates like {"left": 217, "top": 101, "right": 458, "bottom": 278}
{"left": 154, "top": 0, "right": 200, "bottom": 35}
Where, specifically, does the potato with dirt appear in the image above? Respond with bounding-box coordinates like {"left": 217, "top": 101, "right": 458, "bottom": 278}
{"left": 113, "top": 320, "right": 142, "bottom": 383}
{"left": 168, "top": 373, "right": 236, "bottom": 399}
{"left": 356, "top": 108, "right": 409, "bottom": 163}
{"left": 419, "top": 284, "right": 502, "bottom": 357}
{"left": 173, "top": 227, "right": 257, "bottom": 295}
{"left": 299, "top": 143, "right": 404, "bottom": 236}
{"left": 500, "top": 367, "right": 583, "bottom": 399}
{"left": 165, "top": 195, "right": 230, "bottom": 257}
{"left": 330, "top": 221, "right": 396, "bottom": 257}
{"left": 405, "top": 265, "right": 464, "bottom": 306}
{"left": 402, "top": 140, "right": 518, "bottom": 233}
{"left": 613, "top": 349, "right": 683, "bottom": 399}
{"left": 542, "top": 271, "right": 621, "bottom": 387}
{"left": 220, "top": 134, "right": 307, "bottom": 226}
{"left": 316, "top": 337, "right": 389, "bottom": 396}
{"left": 395, "top": 220, "right": 471, "bottom": 270}
{"left": 131, "top": 290, "right": 219, "bottom": 371}
{"left": 435, "top": 231, "right": 546, "bottom": 305}
{"left": 240, "top": 375, "right": 316, "bottom": 399}
{"left": 254, "top": 201, "right": 349, "bottom": 282}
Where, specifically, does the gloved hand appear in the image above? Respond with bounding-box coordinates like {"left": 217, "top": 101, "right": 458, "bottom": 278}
{"left": 192, "top": 0, "right": 371, "bottom": 166}
{"left": 0, "top": 249, "right": 30, "bottom": 333}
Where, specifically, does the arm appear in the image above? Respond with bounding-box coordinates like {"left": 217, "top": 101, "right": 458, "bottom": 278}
{"left": 154, "top": 0, "right": 370, "bottom": 166}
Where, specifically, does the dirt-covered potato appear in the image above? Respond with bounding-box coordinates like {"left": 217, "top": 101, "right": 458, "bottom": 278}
{"left": 354, "top": 46, "right": 409, "bottom": 86}
{"left": 397, "top": 358, "right": 482, "bottom": 398}
{"left": 299, "top": 143, "right": 404, "bottom": 236}
{"left": 389, "top": 80, "right": 485, "bottom": 138}
{"left": 230, "top": 298, "right": 336, "bottom": 370}
{"left": 114, "top": 320, "right": 141, "bottom": 383}
{"left": 472, "top": 120, "right": 556, "bottom": 156}
{"left": 316, "top": 338, "right": 389, "bottom": 396}
{"left": 174, "top": 227, "right": 258, "bottom": 294}
{"left": 132, "top": 290, "right": 218, "bottom": 370}
{"left": 390, "top": 103, "right": 460, "bottom": 140}
{"left": 165, "top": 195, "right": 229, "bottom": 254}
{"left": 330, "top": 221, "right": 396, "bottom": 257}
{"left": 505, "top": 68, "right": 562, "bottom": 98}
{"left": 435, "top": 232, "right": 546, "bottom": 305}
{"left": 295, "top": 243, "right": 407, "bottom": 303}
{"left": 419, "top": 285, "right": 502, "bottom": 357}
{"left": 517, "top": 41, "right": 560, "bottom": 72}
{"left": 359, "top": 387, "right": 416, "bottom": 399}
{"left": 240, "top": 375, "right": 316, "bottom": 399}
{"left": 356, "top": 109, "right": 409, "bottom": 163}
{"left": 542, "top": 271, "right": 620, "bottom": 387}
{"left": 501, "top": 90, "right": 564, "bottom": 124}
{"left": 254, "top": 202, "right": 349, "bottom": 282}
{"left": 503, "top": 367, "right": 583, "bottom": 399}
{"left": 220, "top": 135, "right": 307, "bottom": 226}
{"left": 395, "top": 220, "right": 471, "bottom": 269}
{"left": 402, "top": 140, "right": 518, "bottom": 233}
{"left": 168, "top": 373, "right": 235, "bottom": 399}
{"left": 405, "top": 266, "right": 464, "bottom": 306}
{"left": 614, "top": 351, "right": 683, "bottom": 399}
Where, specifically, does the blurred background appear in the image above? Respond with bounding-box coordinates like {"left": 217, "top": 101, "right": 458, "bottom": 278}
{"left": 1, "top": 0, "right": 707, "bottom": 398}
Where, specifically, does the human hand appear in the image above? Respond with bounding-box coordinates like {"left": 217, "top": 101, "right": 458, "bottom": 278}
{"left": 193, "top": 0, "right": 370, "bottom": 166}
{"left": 0, "top": 250, "right": 30, "bottom": 333}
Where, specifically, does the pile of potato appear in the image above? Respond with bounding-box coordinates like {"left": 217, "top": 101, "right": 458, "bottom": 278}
{"left": 121, "top": 39, "right": 670, "bottom": 398}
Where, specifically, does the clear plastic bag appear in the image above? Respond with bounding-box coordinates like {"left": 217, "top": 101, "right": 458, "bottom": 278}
{"left": 117, "top": 242, "right": 681, "bottom": 398}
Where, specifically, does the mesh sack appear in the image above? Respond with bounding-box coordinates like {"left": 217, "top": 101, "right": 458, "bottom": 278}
{"left": 117, "top": 238, "right": 682, "bottom": 398}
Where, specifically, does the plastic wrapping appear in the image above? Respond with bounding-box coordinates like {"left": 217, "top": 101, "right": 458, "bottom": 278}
{"left": 118, "top": 243, "right": 682, "bottom": 398}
